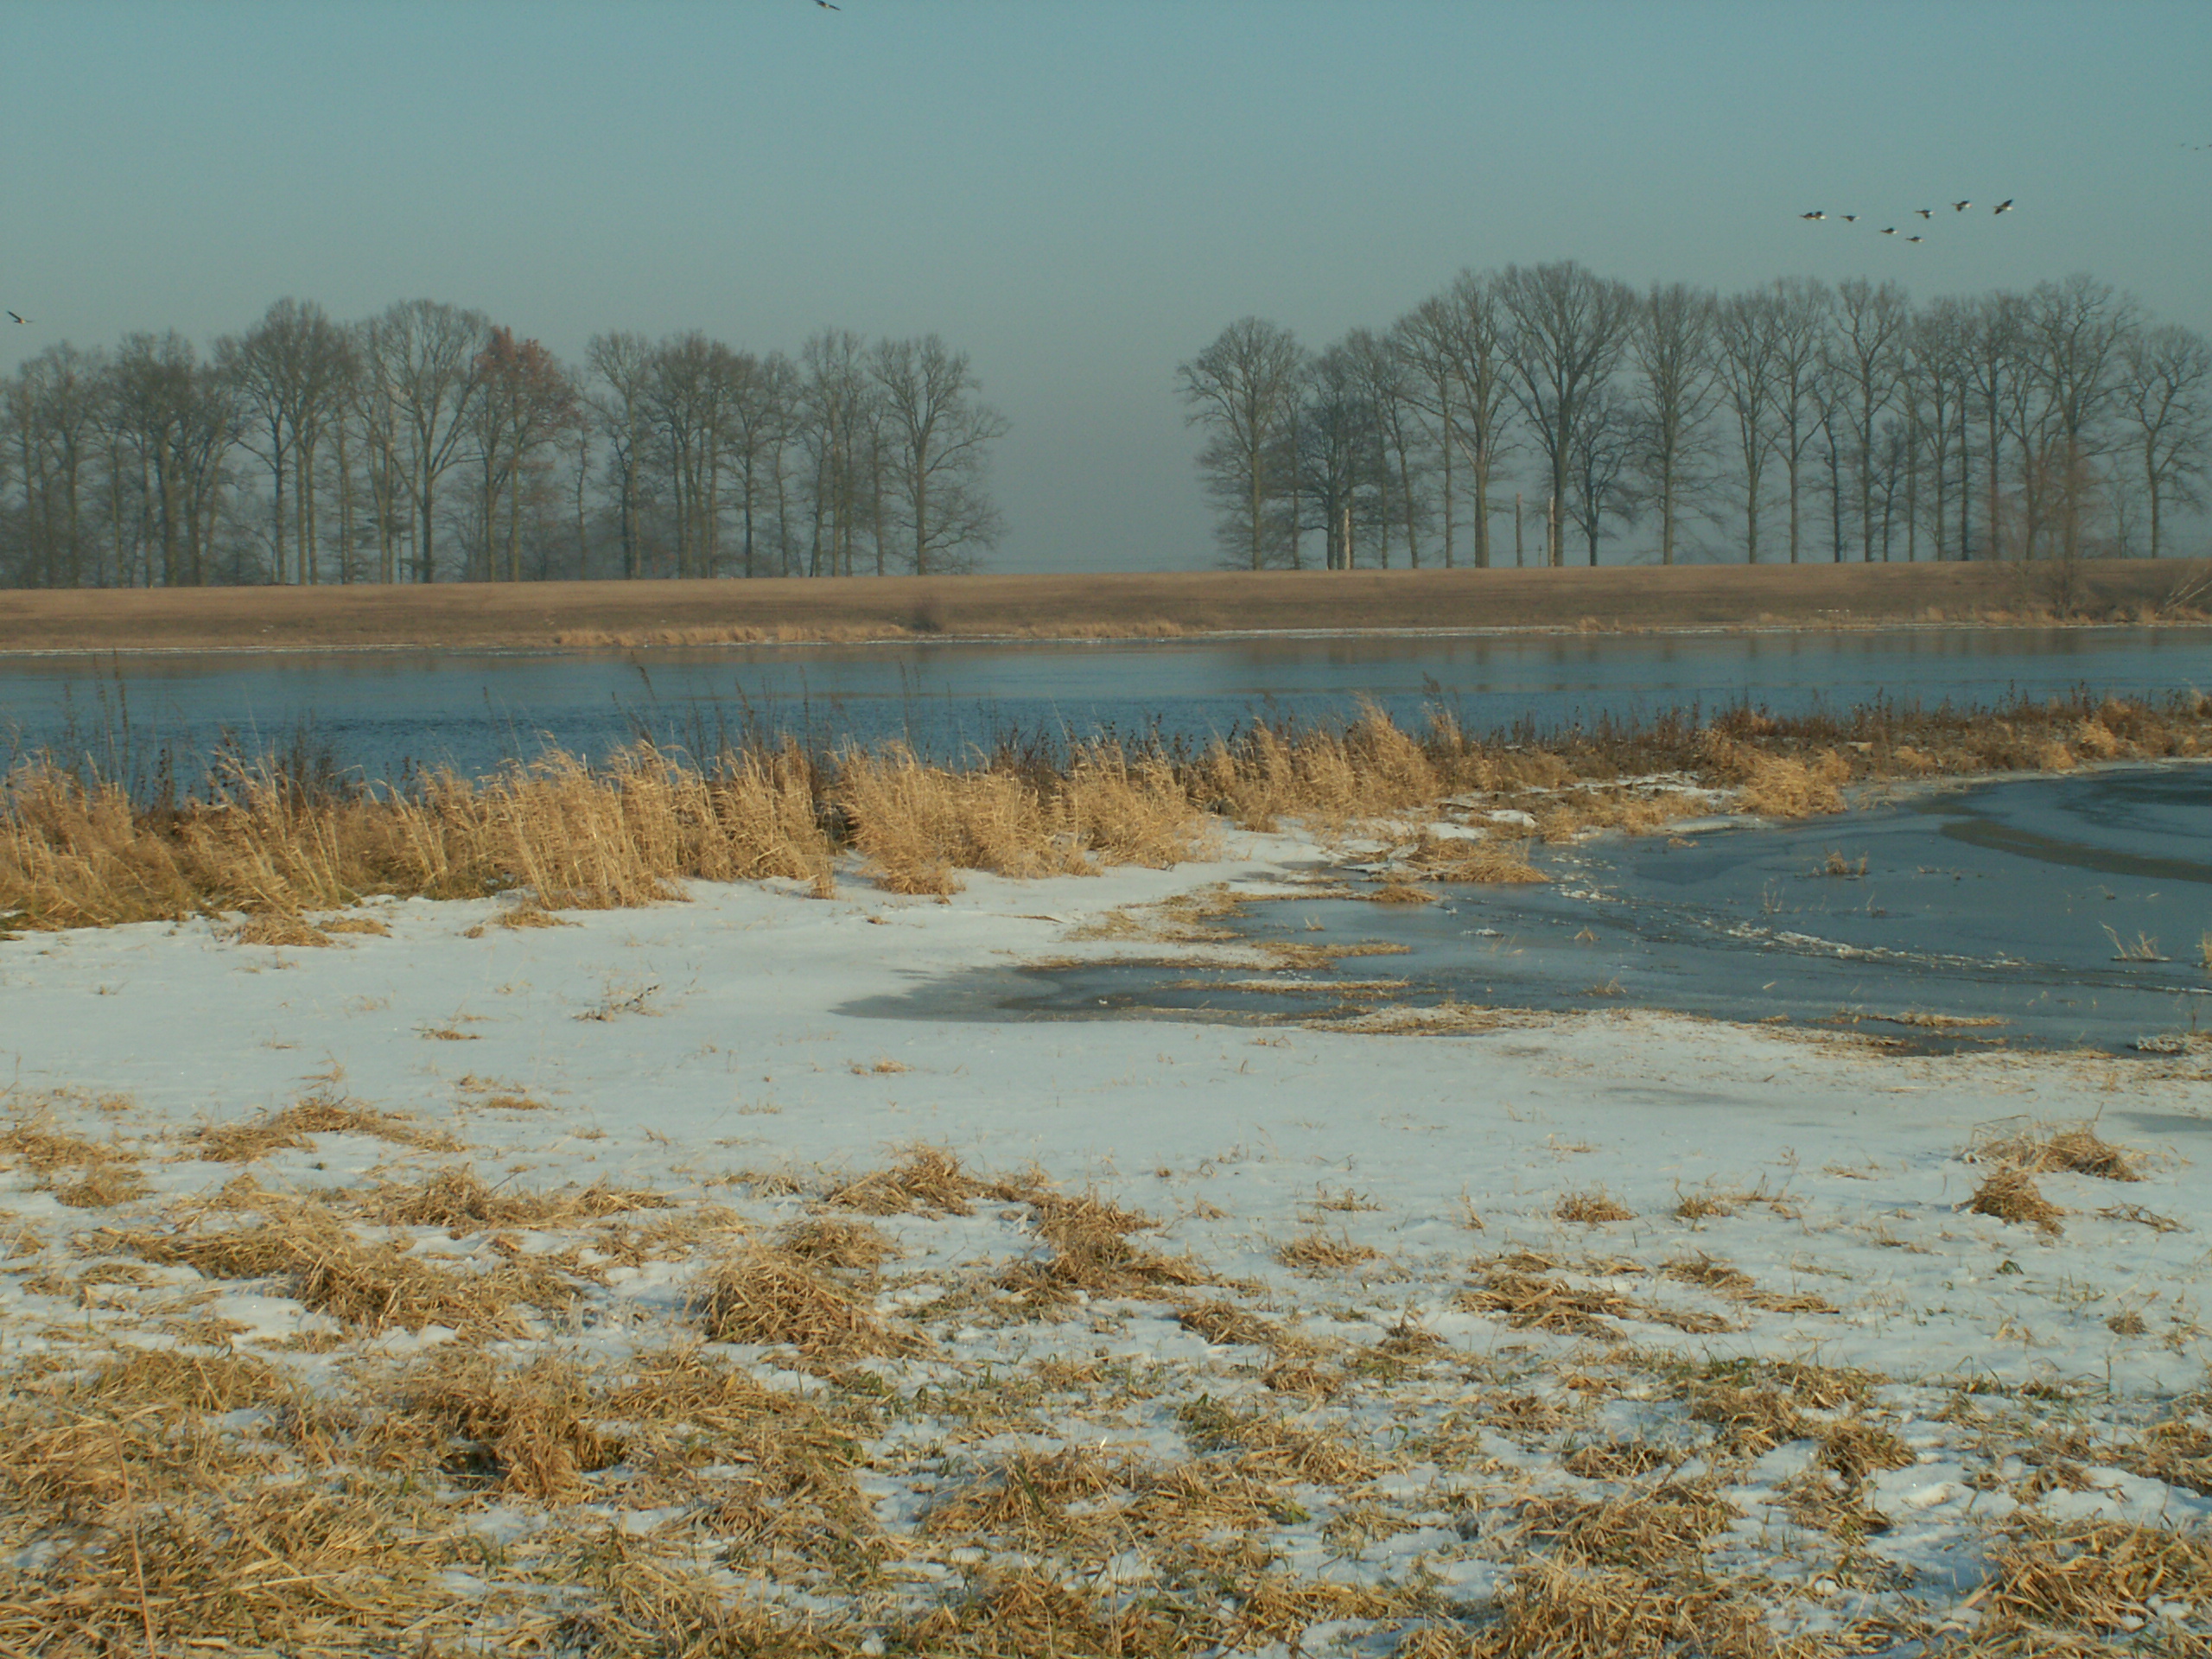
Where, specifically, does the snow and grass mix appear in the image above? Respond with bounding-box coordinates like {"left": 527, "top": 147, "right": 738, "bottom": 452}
{"left": 1, "top": 843, "right": 2209, "bottom": 1656}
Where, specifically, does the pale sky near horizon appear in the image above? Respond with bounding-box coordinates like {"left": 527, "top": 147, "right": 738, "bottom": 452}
{"left": 4, "top": 0, "right": 2208, "bottom": 573}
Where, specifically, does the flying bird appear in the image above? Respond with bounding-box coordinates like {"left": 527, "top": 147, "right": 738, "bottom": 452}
{"left": 1915, "top": 208, "right": 1932, "bottom": 219}
{"left": 1801, "top": 210, "right": 1825, "bottom": 220}
{"left": 1880, "top": 226, "right": 1897, "bottom": 235}
{"left": 1906, "top": 236, "right": 1924, "bottom": 244}
{"left": 1840, "top": 214, "right": 1859, "bottom": 223}
{"left": 1993, "top": 199, "right": 2013, "bottom": 213}
{"left": 1952, "top": 200, "right": 1971, "bottom": 211}
{"left": 816, "top": 1, "right": 839, "bottom": 9}
{"left": 5, "top": 311, "right": 26, "bottom": 325}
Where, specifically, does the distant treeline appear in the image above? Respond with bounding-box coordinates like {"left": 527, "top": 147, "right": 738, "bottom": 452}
{"left": 0, "top": 302, "right": 1007, "bottom": 588}
{"left": 1179, "top": 264, "right": 2210, "bottom": 570}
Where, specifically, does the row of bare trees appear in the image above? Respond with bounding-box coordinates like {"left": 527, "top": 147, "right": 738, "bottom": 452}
{"left": 0, "top": 301, "right": 1007, "bottom": 588}
{"left": 1179, "top": 264, "right": 2211, "bottom": 569}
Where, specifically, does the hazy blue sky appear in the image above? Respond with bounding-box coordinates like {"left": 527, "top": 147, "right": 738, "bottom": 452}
{"left": 4, "top": 1, "right": 2207, "bottom": 573}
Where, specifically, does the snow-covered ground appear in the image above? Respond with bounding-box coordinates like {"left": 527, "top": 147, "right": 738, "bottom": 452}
{"left": 3, "top": 830, "right": 2209, "bottom": 1654}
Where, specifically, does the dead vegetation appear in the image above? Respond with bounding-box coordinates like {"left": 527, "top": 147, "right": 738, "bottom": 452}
{"left": 10, "top": 689, "right": 2207, "bottom": 926}
{"left": 190, "top": 1093, "right": 461, "bottom": 1161}
{"left": 690, "top": 1241, "right": 923, "bottom": 1359}
{"left": 1967, "top": 1166, "right": 2068, "bottom": 1234}
{"left": 3, "top": 1078, "right": 2209, "bottom": 1657}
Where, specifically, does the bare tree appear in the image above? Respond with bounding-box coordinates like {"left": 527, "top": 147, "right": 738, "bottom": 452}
{"left": 1565, "top": 383, "right": 1636, "bottom": 566}
{"left": 1177, "top": 318, "right": 1306, "bottom": 570}
{"left": 1713, "top": 289, "right": 1780, "bottom": 563}
{"left": 1831, "top": 279, "right": 1910, "bottom": 562}
{"left": 1398, "top": 270, "right": 1516, "bottom": 568}
{"left": 1763, "top": 277, "right": 1832, "bottom": 564}
{"left": 2119, "top": 324, "right": 2212, "bottom": 558}
{"left": 219, "top": 298, "right": 354, "bottom": 585}
{"left": 367, "top": 299, "right": 488, "bottom": 582}
{"left": 1962, "top": 294, "right": 2023, "bottom": 559}
{"left": 2021, "top": 274, "right": 2135, "bottom": 561}
{"left": 1630, "top": 283, "right": 1717, "bottom": 565}
{"left": 474, "top": 328, "right": 577, "bottom": 581}
{"left": 1497, "top": 262, "right": 1638, "bottom": 567}
{"left": 798, "top": 329, "right": 875, "bottom": 578}
{"left": 1343, "top": 327, "right": 1426, "bottom": 567}
{"left": 584, "top": 332, "right": 654, "bottom": 579}
{"left": 871, "top": 334, "right": 1008, "bottom": 576}
{"left": 1297, "top": 343, "right": 1385, "bottom": 569}
{"left": 1904, "top": 298, "right": 1974, "bottom": 561}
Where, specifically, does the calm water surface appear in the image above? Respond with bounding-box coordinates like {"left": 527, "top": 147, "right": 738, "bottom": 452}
{"left": 4, "top": 626, "right": 2210, "bottom": 782}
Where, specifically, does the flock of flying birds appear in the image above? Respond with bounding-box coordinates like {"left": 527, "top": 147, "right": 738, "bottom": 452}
{"left": 1799, "top": 198, "right": 2013, "bottom": 244}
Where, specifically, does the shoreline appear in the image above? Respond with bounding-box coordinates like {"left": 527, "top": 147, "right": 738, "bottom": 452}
{"left": 3, "top": 612, "right": 2212, "bottom": 663}
{"left": 3, "top": 558, "right": 2207, "bottom": 654}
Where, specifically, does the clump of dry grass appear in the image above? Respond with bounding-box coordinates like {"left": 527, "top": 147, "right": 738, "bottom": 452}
{"left": 1561, "top": 1440, "right": 1677, "bottom": 1482}
{"left": 226, "top": 911, "right": 333, "bottom": 946}
{"left": 0, "top": 1483, "right": 458, "bottom": 1656}
{"left": 1467, "top": 1556, "right": 1780, "bottom": 1659}
{"left": 1274, "top": 1229, "right": 1382, "bottom": 1274}
{"left": 1457, "top": 1267, "right": 1638, "bottom": 1339}
{"left": 690, "top": 1242, "right": 922, "bottom": 1359}
{"left": 371, "top": 1164, "right": 671, "bottom": 1230}
{"left": 1968, "top": 1166, "right": 2066, "bottom": 1234}
{"left": 1516, "top": 1481, "right": 1737, "bottom": 1572}
{"left": 379, "top": 1352, "right": 618, "bottom": 1498}
{"left": 1967, "top": 1118, "right": 2143, "bottom": 1181}
{"left": 108, "top": 1205, "right": 578, "bottom": 1335}
{"left": 2118, "top": 1416, "right": 2212, "bottom": 1497}
{"left": 773, "top": 1216, "right": 902, "bottom": 1273}
{"left": 1555, "top": 1188, "right": 1636, "bottom": 1224}
{"left": 823, "top": 1143, "right": 985, "bottom": 1216}
{"left": 1687, "top": 1384, "right": 1811, "bottom": 1454}
{"left": 1405, "top": 829, "right": 1548, "bottom": 885}
{"left": 922, "top": 1445, "right": 1126, "bottom": 1550}
{"left": 192, "top": 1094, "right": 461, "bottom": 1162}
{"left": 1977, "top": 1519, "right": 2212, "bottom": 1643}
{"left": 890, "top": 1567, "right": 1198, "bottom": 1659}
{"left": 1177, "top": 1298, "right": 1287, "bottom": 1349}
{"left": 996, "top": 1180, "right": 1206, "bottom": 1306}
{"left": 1816, "top": 1418, "right": 1916, "bottom": 1483}
{"left": 1173, "top": 1396, "right": 1376, "bottom": 1483}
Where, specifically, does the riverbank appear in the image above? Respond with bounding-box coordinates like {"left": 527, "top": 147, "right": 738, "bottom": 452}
{"left": 3, "top": 559, "right": 2209, "bottom": 653}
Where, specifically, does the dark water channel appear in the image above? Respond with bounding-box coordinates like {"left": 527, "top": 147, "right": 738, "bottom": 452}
{"left": 850, "top": 764, "right": 2212, "bottom": 1055}
{"left": 5, "top": 626, "right": 2211, "bottom": 784}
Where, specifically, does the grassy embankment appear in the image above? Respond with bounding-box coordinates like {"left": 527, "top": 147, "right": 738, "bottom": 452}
{"left": 0, "top": 557, "right": 2208, "bottom": 652}
{"left": 4, "top": 689, "right": 2208, "bottom": 935}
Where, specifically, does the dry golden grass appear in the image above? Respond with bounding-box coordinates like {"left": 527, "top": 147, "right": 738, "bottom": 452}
{"left": 1968, "top": 1118, "right": 2143, "bottom": 1181}
{"left": 1816, "top": 1418, "right": 1916, "bottom": 1483}
{"left": 1275, "top": 1228, "right": 1383, "bottom": 1274}
{"left": 1177, "top": 1297, "right": 1288, "bottom": 1349}
{"left": 370, "top": 1164, "right": 671, "bottom": 1230}
{"left": 1000, "top": 1181, "right": 1208, "bottom": 1307}
{"left": 1969, "top": 1166, "right": 2067, "bottom": 1234}
{"left": 1173, "top": 1395, "right": 1376, "bottom": 1483}
{"left": 823, "top": 1142, "right": 985, "bottom": 1216}
{"left": 1687, "top": 1384, "right": 1812, "bottom": 1454}
{"left": 1555, "top": 1188, "right": 1636, "bottom": 1224}
{"left": 10, "top": 690, "right": 2210, "bottom": 931}
{"left": 226, "top": 911, "right": 333, "bottom": 946}
{"left": 191, "top": 1094, "right": 461, "bottom": 1161}
{"left": 690, "top": 1241, "right": 922, "bottom": 1358}
{"left": 1977, "top": 1519, "right": 2212, "bottom": 1643}
{"left": 1468, "top": 1556, "right": 1781, "bottom": 1659}
{"left": 773, "top": 1215, "right": 902, "bottom": 1272}
{"left": 107, "top": 1205, "right": 580, "bottom": 1335}
{"left": 379, "top": 1351, "right": 618, "bottom": 1498}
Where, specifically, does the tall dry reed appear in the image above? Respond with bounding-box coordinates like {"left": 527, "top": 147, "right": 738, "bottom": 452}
{"left": 6, "top": 690, "right": 2207, "bottom": 931}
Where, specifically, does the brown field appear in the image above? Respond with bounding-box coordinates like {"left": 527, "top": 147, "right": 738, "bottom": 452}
{"left": 3, "top": 557, "right": 2208, "bottom": 653}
